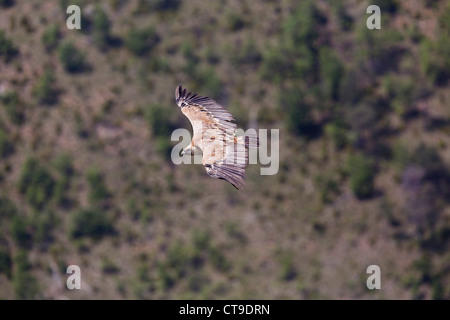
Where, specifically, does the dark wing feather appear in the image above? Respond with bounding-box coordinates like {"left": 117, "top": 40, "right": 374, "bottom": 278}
{"left": 205, "top": 163, "right": 245, "bottom": 190}
{"left": 175, "top": 85, "right": 236, "bottom": 124}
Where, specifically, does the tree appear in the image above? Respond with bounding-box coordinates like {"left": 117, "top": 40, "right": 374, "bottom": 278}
{"left": 319, "top": 48, "right": 343, "bottom": 102}
{"left": 280, "top": 88, "right": 316, "bottom": 137}
{"left": 86, "top": 167, "right": 110, "bottom": 204}
{"left": 70, "top": 208, "right": 115, "bottom": 240}
{"left": 0, "top": 130, "right": 14, "bottom": 158}
{"left": 18, "top": 157, "right": 55, "bottom": 209}
{"left": 0, "top": 0, "right": 14, "bottom": 8}
{"left": 12, "top": 250, "right": 39, "bottom": 299}
{"left": 420, "top": 4, "right": 450, "bottom": 85}
{"left": 92, "top": 6, "right": 112, "bottom": 51}
{"left": 0, "top": 248, "right": 12, "bottom": 279}
{"left": 1, "top": 91, "right": 25, "bottom": 124}
{"left": 283, "top": 0, "right": 325, "bottom": 83}
{"left": 33, "top": 69, "right": 58, "bottom": 105}
{"left": 125, "top": 26, "right": 159, "bottom": 56}
{"left": 0, "top": 30, "right": 18, "bottom": 62}
{"left": 41, "top": 24, "right": 60, "bottom": 52}
{"left": 59, "top": 41, "right": 88, "bottom": 73}
{"left": 348, "top": 153, "right": 375, "bottom": 199}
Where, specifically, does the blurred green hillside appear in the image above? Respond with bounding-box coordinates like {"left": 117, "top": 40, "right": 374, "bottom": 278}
{"left": 0, "top": 0, "right": 449, "bottom": 299}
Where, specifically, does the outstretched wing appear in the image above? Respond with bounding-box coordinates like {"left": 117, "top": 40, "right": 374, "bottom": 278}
{"left": 175, "top": 85, "right": 236, "bottom": 134}
{"left": 175, "top": 85, "right": 247, "bottom": 189}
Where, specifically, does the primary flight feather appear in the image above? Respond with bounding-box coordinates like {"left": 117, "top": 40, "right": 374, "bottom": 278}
{"left": 175, "top": 85, "right": 258, "bottom": 189}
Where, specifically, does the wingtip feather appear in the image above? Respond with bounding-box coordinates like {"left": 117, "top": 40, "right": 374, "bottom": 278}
{"left": 175, "top": 85, "right": 183, "bottom": 101}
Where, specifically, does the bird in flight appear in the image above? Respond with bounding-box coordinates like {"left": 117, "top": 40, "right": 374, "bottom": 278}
{"left": 175, "top": 85, "right": 258, "bottom": 189}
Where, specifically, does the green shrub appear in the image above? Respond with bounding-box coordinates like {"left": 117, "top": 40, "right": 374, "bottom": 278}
{"left": 54, "top": 153, "right": 74, "bottom": 178}
{"left": 166, "top": 242, "right": 190, "bottom": 277}
{"left": 226, "top": 12, "right": 246, "bottom": 31}
{"left": 157, "top": 262, "right": 175, "bottom": 291}
{"left": 53, "top": 154, "right": 74, "bottom": 206}
{"left": 260, "top": 47, "right": 291, "bottom": 83}
{"left": 0, "top": 248, "right": 12, "bottom": 278}
{"left": 381, "top": 73, "right": 414, "bottom": 116}
{"left": 410, "top": 144, "right": 447, "bottom": 182}
{"left": 12, "top": 250, "right": 39, "bottom": 299}
{"left": 230, "top": 38, "right": 261, "bottom": 66}
{"left": 156, "top": 241, "right": 190, "bottom": 290}
{"left": 192, "top": 67, "right": 222, "bottom": 99}
{"left": 0, "top": 30, "right": 18, "bottom": 62}
{"left": 10, "top": 215, "right": 31, "bottom": 248}
{"left": 277, "top": 251, "right": 297, "bottom": 281}
{"left": 420, "top": 35, "right": 450, "bottom": 86}
{"left": 126, "top": 198, "right": 140, "bottom": 220}
{"left": 18, "top": 157, "right": 55, "bottom": 209}
{"left": 192, "top": 229, "right": 210, "bottom": 251}
{"left": 431, "top": 278, "right": 444, "bottom": 300}
{"left": 146, "top": 56, "right": 170, "bottom": 73}
{"left": 315, "top": 173, "right": 340, "bottom": 204}
{"left": 152, "top": 0, "right": 180, "bottom": 11}
{"left": 332, "top": 0, "right": 353, "bottom": 31}
{"left": 145, "top": 104, "right": 174, "bottom": 138}
{"left": 53, "top": 177, "right": 69, "bottom": 207}
{"left": 338, "top": 68, "right": 365, "bottom": 107}
{"left": 280, "top": 88, "right": 315, "bottom": 137}
{"left": 181, "top": 41, "right": 199, "bottom": 75}
{"left": 41, "top": 24, "right": 60, "bottom": 52}
{"left": 33, "top": 69, "right": 58, "bottom": 105}
{"left": 355, "top": 25, "right": 403, "bottom": 77}
{"left": 204, "top": 47, "right": 220, "bottom": 64}
{"left": 70, "top": 207, "right": 115, "bottom": 240}
{"left": 92, "top": 6, "right": 112, "bottom": 51}
{"left": 0, "top": 0, "right": 14, "bottom": 8}
{"left": 187, "top": 273, "right": 208, "bottom": 293}
{"left": 101, "top": 257, "right": 120, "bottom": 274}
{"left": 155, "top": 136, "right": 172, "bottom": 160}
{"left": 135, "top": 0, "right": 180, "bottom": 13}
{"left": 1, "top": 91, "right": 25, "bottom": 125}
{"left": 191, "top": 230, "right": 230, "bottom": 272}
{"left": 325, "top": 119, "right": 348, "bottom": 150}
{"left": 347, "top": 154, "right": 375, "bottom": 199}
{"left": 283, "top": 0, "right": 323, "bottom": 51}
{"left": 74, "top": 111, "right": 89, "bottom": 138}
{"left": 124, "top": 26, "right": 159, "bottom": 56}
{"left": 31, "top": 209, "right": 57, "bottom": 246}
{"left": 283, "top": 0, "right": 325, "bottom": 82}
{"left": 345, "top": 104, "right": 377, "bottom": 142}
{"left": 373, "top": 0, "right": 398, "bottom": 14}
{"left": 319, "top": 48, "right": 343, "bottom": 102}
{"left": 224, "top": 221, "right": 246, "bottom": 244}
{"left": 208, "top": 246, "right": 230, "bottom": 272}
{"left": 0, "top": 130, "right": 14, "bottom": 158}
{"left": 145, "top": 104, "right": 177, "bottom": 159}
{"left": 59, "top": 41, "right": 88, "bottom": 73}
{"left": 0, "top": 196, "right": 17, "bottom": 219}
{"left": 86, "top": 167, "right": 110, "bottom": 203}
{"left": 392, "top": 140, "right": 409, "bottom": 171}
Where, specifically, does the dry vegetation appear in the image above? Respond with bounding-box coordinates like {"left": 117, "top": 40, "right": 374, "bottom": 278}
{"left": 0, "top": 0, "right": 449, "bottom": 299}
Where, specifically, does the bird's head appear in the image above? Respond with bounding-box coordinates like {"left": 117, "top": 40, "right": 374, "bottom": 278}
{"left": 181, "top": 145, "right": 201, "bottom": 156}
